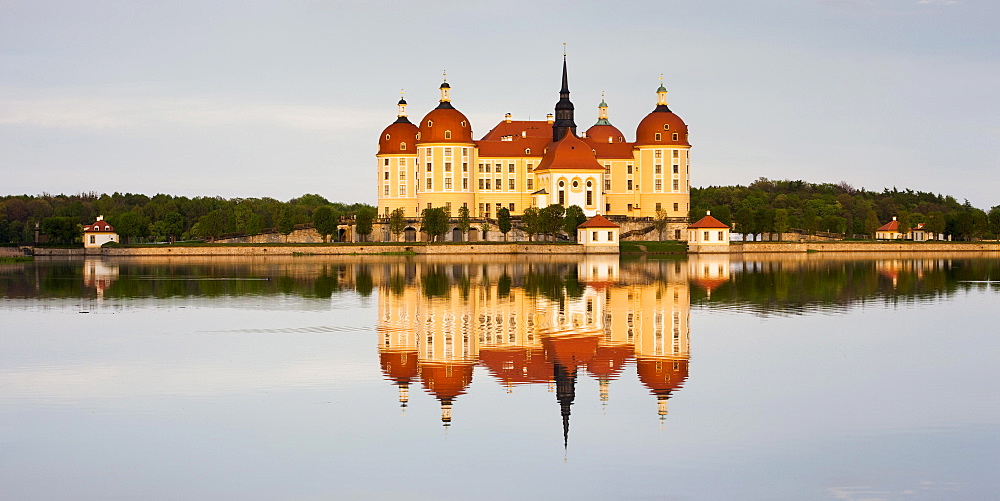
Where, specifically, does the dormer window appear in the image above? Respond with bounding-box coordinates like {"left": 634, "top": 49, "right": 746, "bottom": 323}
{"left": 444, "top": 130, "right": 452, "bottom": 139}
{"left": 400, "top": 142, "right": 407, "bottom": 150}
{"left": 655, "top": 133, "right": 662, "bottom": 141}
{"left": 460, "top": 121, "right": 467, "bottom": 127}
{"left": 663, "top": 124, "right": 670, "bottom": 130}
{"left": 416, "top": 132, "right": 421, "bottom": 140}
{"left": 672, "top": 133, "right": 679, "bottom": 141}
{"left": 427, "top": 120, "right": 433, "bottom": 127}
{"left": 385, "top": 134, "right": 390, "bottom": 140}
{"left": 618, "top": 136, "right": 624, "bottom": 142}
{"left": 525, "top": 148, "right": 531, "bottom": 155}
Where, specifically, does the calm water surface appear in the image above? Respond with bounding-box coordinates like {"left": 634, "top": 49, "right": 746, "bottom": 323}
{"left": 1, "top": 254, "right": 998, "bottom": 500}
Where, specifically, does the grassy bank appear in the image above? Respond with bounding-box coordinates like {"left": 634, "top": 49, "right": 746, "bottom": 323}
{"left": 0, "top": 256, "right": 33, "bottom": 263}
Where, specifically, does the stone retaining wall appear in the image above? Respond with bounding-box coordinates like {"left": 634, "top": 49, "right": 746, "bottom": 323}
{"left": 735, "top": 242, "right": 1000, "bottom": 253}
{"left": 30, "top": 243, "right": 587, "bottom": 256}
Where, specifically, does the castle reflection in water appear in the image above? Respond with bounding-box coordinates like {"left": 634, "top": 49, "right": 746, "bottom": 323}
{"left": 375, "top": 255, "right": 728, "bottom": 442}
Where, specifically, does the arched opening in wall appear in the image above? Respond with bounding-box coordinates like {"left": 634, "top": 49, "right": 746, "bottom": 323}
{"left": 404, "top": 227, "right": 417, "bottom": 242}
{"left": 452, "top": 228, "right": 463, "bottom": 242}
{"left": 337, "top": 228, "right": 347, "bottom": 242}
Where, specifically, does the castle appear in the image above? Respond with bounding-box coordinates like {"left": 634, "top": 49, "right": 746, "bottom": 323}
{"left": 377, "top": 56, "right": 692, "bottom": 241}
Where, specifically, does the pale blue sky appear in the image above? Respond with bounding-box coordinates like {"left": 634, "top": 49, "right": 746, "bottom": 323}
{"left": 1, "top": 0, "right": 996, "bottom": 209}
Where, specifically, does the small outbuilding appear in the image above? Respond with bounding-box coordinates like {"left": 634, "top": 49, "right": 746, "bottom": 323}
{"left": 83, "top": 216, "right": 118, "bottom": 248}
{"left": 577, "top": 214, "right": 620, "bottom": 253}
{"left": 875, "top": 217, "right": 904, "bottom": 240}
{"left": 687, "top": 211, "right": 730, "bottom": 253}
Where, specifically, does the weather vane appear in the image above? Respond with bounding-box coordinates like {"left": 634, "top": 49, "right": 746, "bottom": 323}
{"left": 563, "top": 42, "right": 567, "bottom": 57}
{"left": 442, "top": 70, "right": 447, "bottom": 82}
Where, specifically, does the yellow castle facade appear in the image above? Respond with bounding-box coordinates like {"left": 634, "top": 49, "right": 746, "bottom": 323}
{"left": 376, "top": 57, "right": 692, "bottom": 238}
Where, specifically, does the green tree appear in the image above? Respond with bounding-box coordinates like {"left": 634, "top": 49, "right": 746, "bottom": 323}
{"left": 457, "top": 205, "right": 472, "bottom": 241}
{"left": 111, "top": 212, "right": 151, "bottom": 244}
{"left": 539, "top": 204, "right": 565, "bottom": 241}
{"left": 196, "top": 209, "right": 229, "bottom": 242}
{"left": 521, "top": 207, "right": 540, "bottom": 241}
{"left": 277, "top": 209, "right": 296, "bottom": 238}
{"left": 232, "top": 202, "right": 252, "bottom": 235}
{"left": 479, "top": 219, "right": 493, "bottom": 241}
{"left": 654, "top": 208, "right": 669, "bottom": 240}
{"left": 988, "top": 206, "right": 1000, "bottom": 239}
{"left": 354, "top": 207, "right": 376, "bottom": 242}
{"left": 925, "top": 211, "right": 945, "bottom": 239}
{"left": 734, "top": 207, "right": 755, "bottom": 241}
{"left": 246, "top": 213, "right": 264, "bottom": 237}
{"left": 420, "top": 207, "right": 448, "bottom": 242}
{"left": 563, "top": 205, "right": 587, "bottom": 242}
{"left": 864, "top": 209, "right": 881, "bottom": 238}
{"left": 40, "top": 217, "right": 79, "bottom": 244}
{"left": 162, "top": 212, "right": 185, "bottom": 242}
{"left": 773, "top": 209, "right": 789, "bottom": 240}
{"left": 497, "top": 207, "right": 512, "bottom": 241}
{"left": 388, "top": 208, "right": 406, "bottom": 242}
{"left": 313, "top": 206, "right": 338, "bottom": 243}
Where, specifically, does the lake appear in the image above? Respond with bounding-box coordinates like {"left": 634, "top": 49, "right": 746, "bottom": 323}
{"left": 1, "top": 253, "right": 998, "bottom": 500}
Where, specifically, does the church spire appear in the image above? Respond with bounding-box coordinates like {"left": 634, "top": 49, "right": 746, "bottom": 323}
{"left": 552, "top": 50, "right": 577, "bottom": 142}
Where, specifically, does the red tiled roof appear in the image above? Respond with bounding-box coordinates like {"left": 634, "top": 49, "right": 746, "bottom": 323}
{"left": 83, "top": 221, "right": 115, "bottom": 232}
{"left": 581, "top": 136, "right": 635, "bottom": 159}
{"left": 687, "top": 214, "right": 729, "bottom": 229}
{"left": 378, "top": 120, "right": 419, "bottom": 155}
{"left": 578, "top": 214, "right": 619, "bottom": 229}
{"left": 533, "top": 132, "right": 604, "bottom": 172}
{"left": 876, "top": 220, "right": 899, "bottom": 232}
{"left": 479, "top": 120, "right": 551, "bottom": 140}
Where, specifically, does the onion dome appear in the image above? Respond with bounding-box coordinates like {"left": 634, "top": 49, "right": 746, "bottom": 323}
{"left": 534, "top": 132, "right": 604, "bottom": 172}
{"left": 418, "top": 361, "right": 475, "bottom": 426}
{"left": 418, "top": 80, "right": 474, "bottom": 143}
{"left": 378, "top": 95, "right": 418, "bottom": 155}
{"left": 585, "top": 97, "right": 626, "bottom": 144}
{"left": 379, "top": 350, "right": 419, "bottom": 409}
{"left": 637, "top": 358, "right": 689, "bottom": 397}
{"left": 635, "top": 82, "right": 690, "bottom": 146}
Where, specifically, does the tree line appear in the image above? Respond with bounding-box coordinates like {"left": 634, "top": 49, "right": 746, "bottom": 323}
{"left": 0, "top": 192, "right": 376, "bottom": 244}
{"left": 691, "top": 178, "right": 1000, "bottom": 240}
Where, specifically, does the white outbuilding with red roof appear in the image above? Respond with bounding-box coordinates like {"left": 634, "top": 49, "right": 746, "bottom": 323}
{"left": 577, "top": 214, "right": 620, "bottom": 253}
{"left": 687, "top": 211, "right": 730, "bottom": 252}
{"left": 82, "top": 216, "right": 118, "bottom": 248}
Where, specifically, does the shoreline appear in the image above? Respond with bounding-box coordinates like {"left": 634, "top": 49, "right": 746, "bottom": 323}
{"left": 13, "top": 240, "right": 1000, "bottom": 257}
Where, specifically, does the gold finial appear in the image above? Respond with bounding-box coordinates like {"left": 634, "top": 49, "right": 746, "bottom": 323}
{"left": 563, "top": 42, "right": 567, "bottom": 57}
{"left": 400, "top": 88, "right": 404, "bottom": 96}
{"left": 442, "top": 70, "right": 447, "bottom": 82}
{"left": 601, "top": 90, "right": 605, "bottom": 99}
{"left": 660, "top": 73, "right": 664, "bottom": 85}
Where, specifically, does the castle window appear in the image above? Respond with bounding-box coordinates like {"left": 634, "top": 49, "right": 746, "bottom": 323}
{"left": 618, "top": 136, "right": 623, "bottom": 142}
{"left": 426, "top": 179, "right": 432, "bottom": 189}
{"left": 525, "top": 148, "right": 531, "bottom": 155}
{"left": 673, "top": 133, "right": 679, "bottom": 141}
{"left": 655, "top": 150, "right": 662, "bottom": 158}
{"left": 486, "top": 179, "right": 491, "bottom": 189}
{"left": 384, "top": 171, "right": 389, "bottom": 180}
{"left": 508, "top": 163, "right": 514, "bottom": 173}
{"left": 416, "top": 132, "right": 420, "bottom": 140}
{"left": 509, "top": 203, "right": 514, "bottom": 211}
{"left": 427, "top": 120, "right": 433, "bottom": 127}
{"left": 444, "top": 162, "right": 452, "bottom": 172}
{"left": 604, "top": 179, "right": 610, "bottom": 191}
{"left": 463, "top": 178, "right": 468, "bottom": 189}
{"left": 445, "top": 178, "right": 452, "bottom": 189}
{"left": 572, "top": 180, "right": 579, "bottom": 188}
{"left": 479, "top": 179, "right": 484, "bottom": 189}
{"left": 656, "top": 203, "right": 662, "bottom": 211}
{"left": 655, "top": 180, "right": 662, "bottom": 191}
{"left": 385, "top": 134, "right": 390, "bottom": 140}
{"left": 400, "top": 171, "right": 405, "bottom": 179}
{"left": 527, "top": 179, "right": 533, "bottom": 190}
{"left": 655, "top": 133, "right": 661, "bottom": 141}
{"left": 655, "top": 165, "right": 662, "bottom": 174}
{"left": 444, "top": 147, "right": 451, "bottom": 156}
{"left": 383, "top": 159, "right": 389, "bottom": 166}
{"left": 462, "top": 162, "right": 468, "bottom": 172}
{"left": 663, "top": 124, "right": 670, "bottom": 130}
{"left": 462, "top": 147, "right": 468, "bottom": 156}
{"left": 627, "top": 164, "right": 633, "bottom": 174}
{"left": 604, "top": 164, "right": 610, "bottom": 174}
{"left": 495, "top": 178, "right": 500, "bottom": 190}
{"left": 527, "top": 163, "right": 533, "bottom": 171}
{"left": 627, "top": 180, "right": 633, "bottom": 191}
{"left": 673, "top": 150, "right": 679, "bottom": 158}
{"left": 479, "top": 163, "right": 485, "bottom": 172}
{"left": 586, "top": 180, "right": 592, "bottom": 187}
{"left": 384, "top": 185, "right": 389, "bottom": 195}
{"left": 586, "top": 189, "right": 593, "bottom": 206}
{"left": 426, "top": 163, "right": 432, "bottom": 172}
{"left": 673, "top": 203, "right": 679, "bottom": 211}
{"left": 486, "top": 164, "right": 491, "bottom": 173}
{"left": 673, "top": 164, "right": 679, "bottom": 174}
{"left": 508, "top": 179, "right": 515, "bottom": 190}
{"left": 673, "top": 179, "right": 679, "bottom": 191}
{"left": 400, "top": 185, "right": 406, "bottom": 195}
{"left": 461, "top": 121, "right": 467, "bottom": 127}
{"left": 559, "top": 180, "right": 565, "bottom": 187}
{"left": 400, "top": 142, "right": 406, "bottom": 150}
{"left": 444, "top": 130, "right": 452, "bottom": 139}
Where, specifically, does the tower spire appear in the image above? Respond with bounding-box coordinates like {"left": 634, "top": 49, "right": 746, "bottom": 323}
{"left": 553, "top": 48, "right": 577, "bottom": 142}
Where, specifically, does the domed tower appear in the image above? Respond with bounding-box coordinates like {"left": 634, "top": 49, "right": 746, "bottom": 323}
{"left": 415, "top": 77, "right": 476, "bottom": 217}
{"left": 585, "top": 95, "right": 625, "bottom": 144}
{"left": 633, "top": 78, "right": 692, "bottom": 226}
{"left": 377, "top": 95, "right": 420, "bottom": 218}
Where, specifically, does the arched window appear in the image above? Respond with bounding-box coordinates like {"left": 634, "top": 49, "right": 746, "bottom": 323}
{"left": 672, "top": 133, "right": 679, "bottom": 141}
{"left": 400, "top": 142, "right": 407, "bottom": 150}
{"left": 427, "top": 120, "right": 433, "bottom": 127}
{"left": 460, "top": 121, "right": 467, "bottom": 127}
{"left": 444, "top": 130, "right": 452, "bottom": 139}
{"left": 655, "top": 133, "right": 662, "bottom": 141}
{"left": 525, "top": 148, "right": 531, "bottom": 155}
{"left": 663, "top": 124, "right": 670, "bottom": 130}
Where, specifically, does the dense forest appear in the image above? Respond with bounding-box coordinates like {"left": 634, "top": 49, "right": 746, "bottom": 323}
{"left": 690, "top": 178, "right": 999, "bottom": 240}
{"left": 0, "top": 192, "right": 375, "bottom": 244}
{"left": 1, "top": 178, "right": 998, "bottom": 244}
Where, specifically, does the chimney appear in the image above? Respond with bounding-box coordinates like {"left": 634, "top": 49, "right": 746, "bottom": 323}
{"left": 505, "top": 113, "right": 512, "bottom": 123}
{"left": 546, "top": 113, "right": 554, "bottom": 124}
